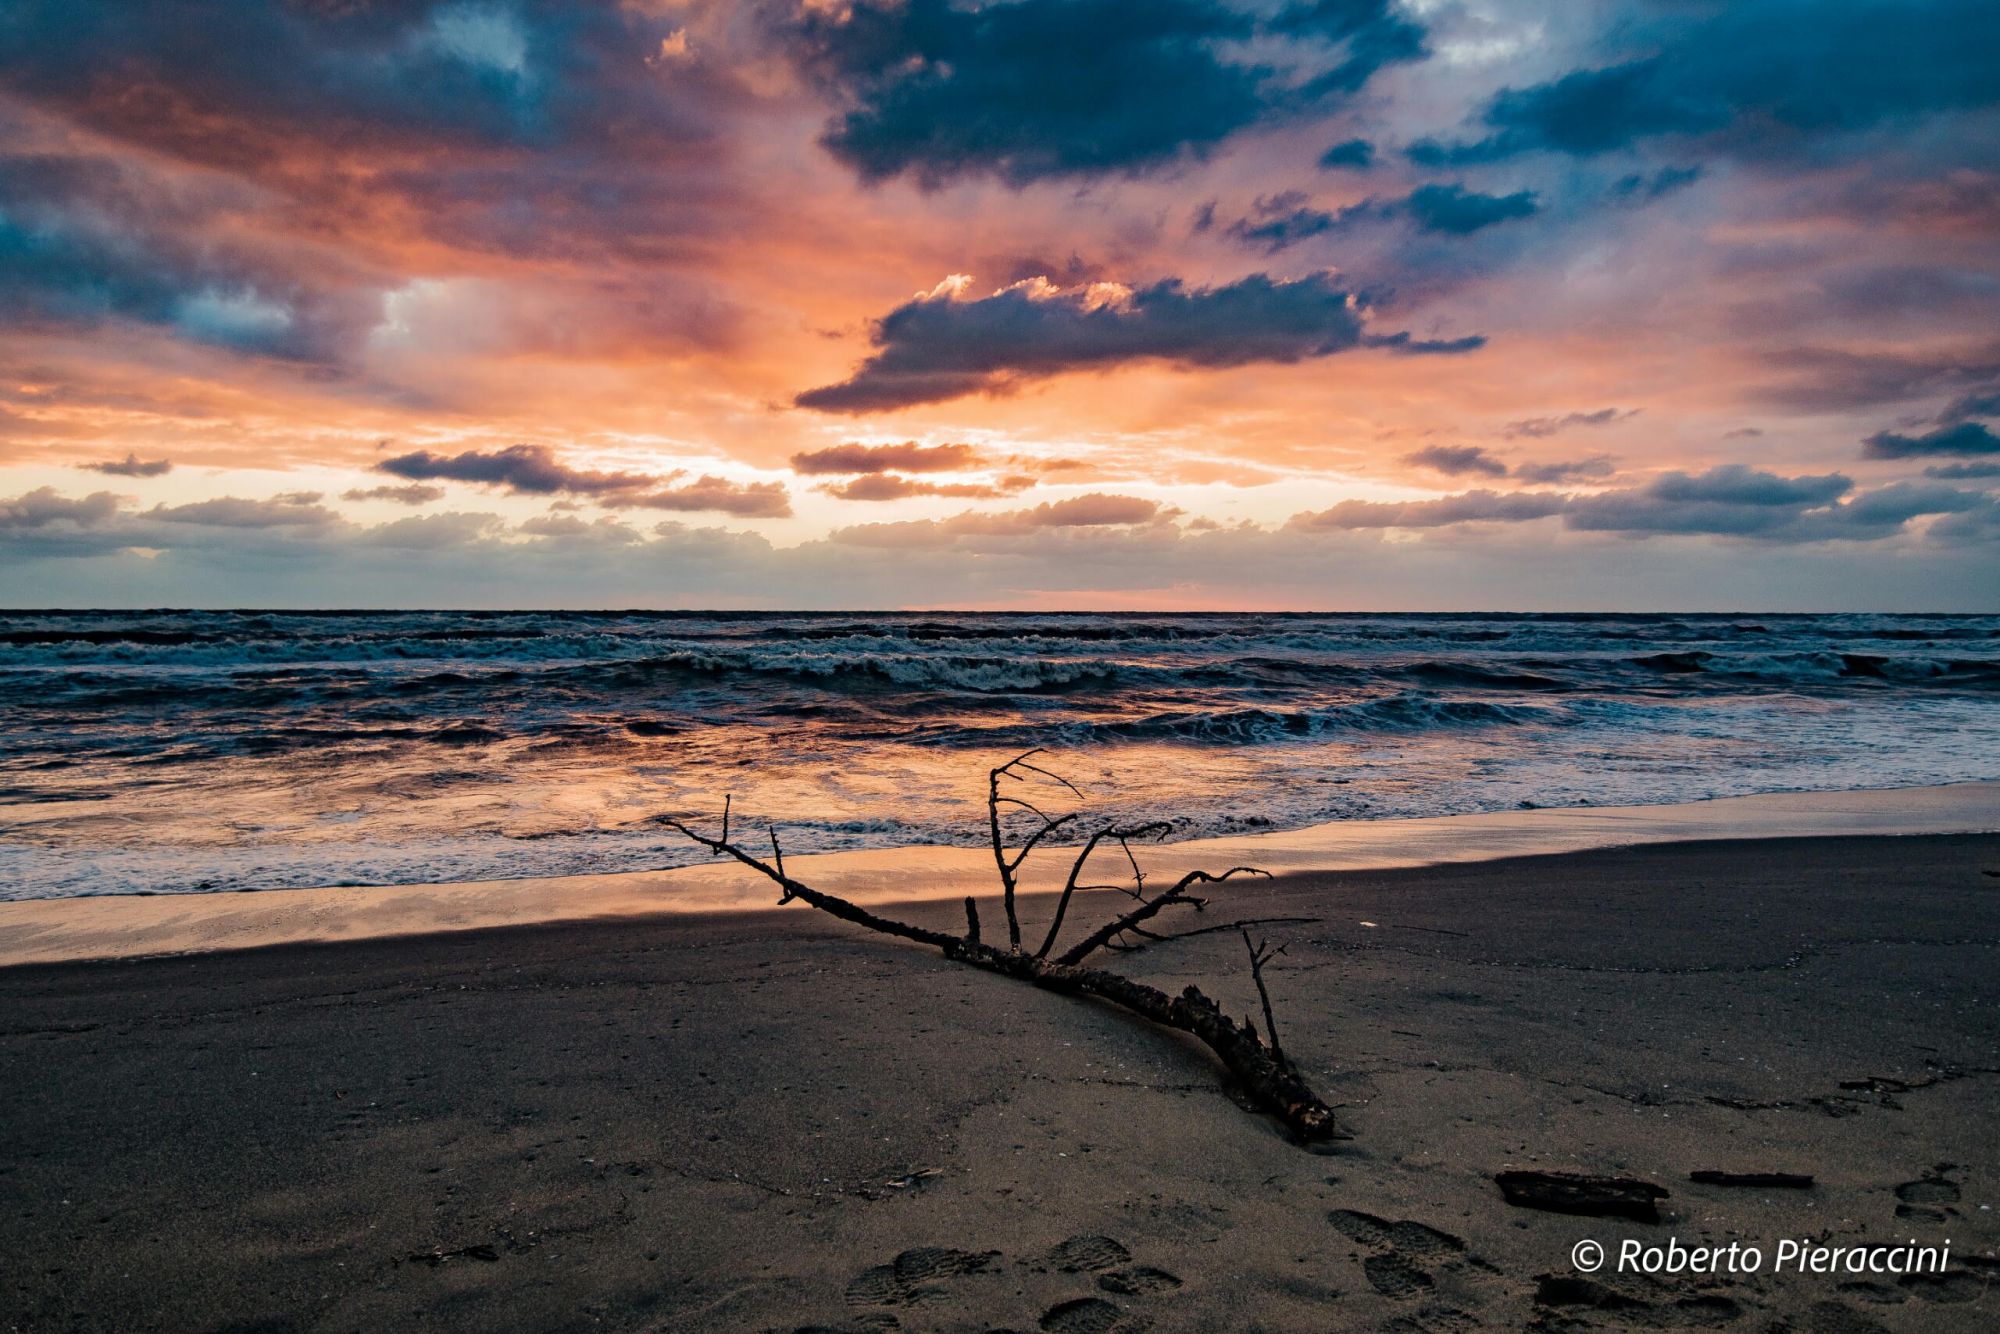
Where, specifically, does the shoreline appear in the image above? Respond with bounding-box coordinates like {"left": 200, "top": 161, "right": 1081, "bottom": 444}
{"left": 3, "top": 778, "right": 1997, "bottom": 967}
{"left": 3, "top": 832, "right": 1994, "bottom": 1330}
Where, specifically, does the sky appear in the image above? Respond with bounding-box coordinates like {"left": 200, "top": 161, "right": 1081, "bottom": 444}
{"left": 1, "top": 0, "right": 1997, "bottom": 610}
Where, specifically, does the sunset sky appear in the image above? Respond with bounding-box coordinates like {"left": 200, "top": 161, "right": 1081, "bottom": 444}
{"left": 2, "top": 0, "right": 1997, "bottom": 609}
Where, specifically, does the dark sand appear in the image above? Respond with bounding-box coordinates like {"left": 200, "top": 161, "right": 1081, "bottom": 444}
{"left": 2, "top": 834, "right": 1997, "bottom": 1332}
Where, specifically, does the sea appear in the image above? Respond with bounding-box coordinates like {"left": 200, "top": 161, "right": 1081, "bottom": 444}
{"left": 3, "top": 610, "right": 1998, "bottom": 900}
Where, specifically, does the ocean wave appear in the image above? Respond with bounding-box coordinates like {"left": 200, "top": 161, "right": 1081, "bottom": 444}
{"left": 1627, "top": 650, "right": 2000, "bottom": 687}
{"left": 904, "top": 692, "right": 1564, "bottom": 747}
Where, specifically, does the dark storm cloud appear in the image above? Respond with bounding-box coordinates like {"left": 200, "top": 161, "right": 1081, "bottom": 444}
{"left": 0, "top": 149, "right": 372, "bottom": 361}
{"left": 790, "top": 442, "right": 983, "bottom": 475}
{"left": 1319, "top": 139, "right": 1376, "bottom": 170}
{"left": 1269, "top": 1, "right": 1424, "bottom": 106}
{"left": 80, "top": 453, "right": 173, "bottom": 478}
{"left": 1513, "top": 455, "right": 1617, "bottom": 485}
{"left": 1862, "top": 422, "right": 2000, "bottom": 459}
{"left": 1225, "top": 183, "right": 1536, "bottom": 252}
{"left": 0, "top": 487, "right": 120, "bottom": 531}
{"left": 375, "top": 443, "right": 792, "bottom": 516}
{"left": 1755, "top": 344, "right": 2000, "bottom": 413}
{"left": 1289, "top": 466, "right": 1988, "bottom": 542}
{"left": 1226, "top": 193, "right": 1340, "bottom": 253}
{"left": 0, "top": 1, "right": 745, "bottom": 358}
{"left": 797, "top": 272, "right": 1483, "bottom": 413}
{"left": 1402, "top": 184, "right": 1538, "bottom": 234}
{"left": 1405, "top": 445, "right": 1508, "bottom": 478}
{"left": 0, "top": 1, "right": 723, "bottom": 168}
{"left": 1363, "top": 331, "right": 1487, "bottom": 355}
{"left": 147, "top": 494, "right": 340, "bottom": 529}
{"left": 1564, "top": 466, "right": 1853, "bottom": 535}
{"left": 1925, "top": 462, "right": 2000, "bottom": 480}
{"left": 1297, "top": 490, "right": 1566, "bottom": 529}
{"left": 1410, "top": 0, "right": 2000, "bottom": 164}
{"left": 1939, "top": 391, "right": 2000, "bottom": 424}
{"left": 1817, "top": 481, "right": 1992, "bottom": 536}
{"left": 377, "top": 444, "right": 657, "bottom": 496}
{"left": 785, "top": 0, "right": 1424, "bottom": 188}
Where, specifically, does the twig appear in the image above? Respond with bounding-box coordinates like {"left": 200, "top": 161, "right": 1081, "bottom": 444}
{"left": 1103, "top": 915, "right": 1322, "bottom": 955}
{"left": 986, "top": 749, "right": 1081, "bottom": 953}
{"left": 1054, "top": 866, "right": 1271, "bottom": 968}
{"left": 963, "top": 896, "right": 980, "bottom": 945}
{"left": 1241, "top": 930, "right": 1289, "bottom": 1072}
{"left": 769, "top": 826, "right": 791, "bottom": 903}
{"left": 1034, "top": 821, "right": 1169, "bottom": 960}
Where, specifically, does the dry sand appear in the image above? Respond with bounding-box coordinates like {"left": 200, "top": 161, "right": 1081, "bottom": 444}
{"left": 2, "top": 834, "right": 1997, "bottom": 1331}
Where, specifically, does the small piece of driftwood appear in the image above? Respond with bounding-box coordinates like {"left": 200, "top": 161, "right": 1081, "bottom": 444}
{"left": 1496, "top": 1170, "right": 1670, "bottom": 1223}
{"left": 1689, "top": 1170, "right": 1814, "bottom": 1189}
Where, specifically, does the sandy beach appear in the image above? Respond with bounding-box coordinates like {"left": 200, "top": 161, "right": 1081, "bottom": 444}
{"left": 3, "top": 830, "right": 1996, "bottom": 1331}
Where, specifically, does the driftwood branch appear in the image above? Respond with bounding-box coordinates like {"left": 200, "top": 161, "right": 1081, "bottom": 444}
{"left": 657, "top": 769, "right": 1339, "bottom": 1144}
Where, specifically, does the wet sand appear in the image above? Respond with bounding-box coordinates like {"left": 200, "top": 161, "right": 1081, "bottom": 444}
{"left": 3, "top": 780, "right": 1995, "bottom": 967}
{"left": 2, "top": 834, "right": 1997, "bottom": 1331}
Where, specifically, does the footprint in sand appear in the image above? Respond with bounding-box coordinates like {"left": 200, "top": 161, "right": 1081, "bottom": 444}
{"left": 1891, "top": 1164, "right": 1961, "bottom": 1221}
{"left": 1363, "top": 1252, "right": 1436, "bottom": 1299}
{"left": 1039, "top": 1295, "right": 1145, "bottom": 1333}
{"left": 1049, "top": 1235, "right": 1132, "bottom": 1273}
{"left": 1897, "top": 1261, "right": 1991, "bottom": 1306}
{"left": 843, "top": 1245, "right": 999, "bottom": 1308}
{"left": 1039, "top": 1236, "right": 1179, "bottom": 1331}
{"left": 1534, "top": 1273, "right": 1744, "bottom": 1328}
{"left": 1329, "top": 1208, "right": 1477, "bottom": 1300}
{"left": 1326, "top": 1207, "right": 1396, "bottom": 1249}
{"left": 1330, "top": 1206, "right": 1525, "bottom": 1330}
{"left": 1095, "top": 1266, "right": 1182, "bottom": 1296}
{"left": 1804, "top": 1299, "right": 1892, "bottom": 1334}
{"left": 1379, "top": 1306, "right": 1482, "bottom": 1334}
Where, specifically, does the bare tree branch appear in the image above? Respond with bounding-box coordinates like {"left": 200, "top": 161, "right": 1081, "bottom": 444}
{"left": 769, "top": 826, "right": 791, "bottom": 903}
{"left": 657, "top": 807, "right": 960, "bottom": 952}
{"left": 1242, "top": 930, "right": 1290, "bottom": 1072}
{"left": 1054, "top": 866, "right": 1271, "bottom": 968}
{"left": 1034, "top": 821, "right": 1169, "bottom": 960}
{"left": 1103, "top": 915, "right": 1322, "bottom": 955}
{"left": 986, "top": 749, "right": 1083, "bottom": 952}
{"left": 655, "top": 788, "right": 1338, "bottom": 1144}
{"left": 998, "top": 748, "right": 1082, "bottom": 797}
